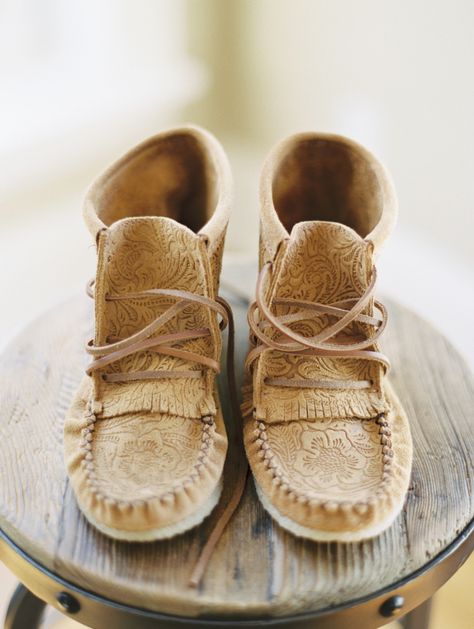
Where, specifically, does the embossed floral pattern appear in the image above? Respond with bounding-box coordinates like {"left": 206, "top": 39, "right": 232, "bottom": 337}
{"left": 116, "top": 439, "right": 177, "bottom": 479}
{"left": 261, "top": 418, "right": 384, "bottom": 499}
{"left": 255, "top": 222, "right": 388, "bottom": 421}
{"left": 90, "top": 413, "right": 208, "bottom": 500}
{"left": 77, "top": 215, "right": 227, "bottom": 503}
{"left": 94, "top": 218, "right": 221, "bottom": 419}
{"left": 294, "top": 429, "right": 368, "bottom": 486}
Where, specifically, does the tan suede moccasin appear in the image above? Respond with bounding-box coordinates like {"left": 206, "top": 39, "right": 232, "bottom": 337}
{"left": 64, "top": 126, "right": 233, "bottom": 541}
{"left": 243, "top": 132, "right": 413, "bottom": 541}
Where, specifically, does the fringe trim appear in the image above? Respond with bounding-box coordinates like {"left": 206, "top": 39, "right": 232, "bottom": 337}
{"left": 255, "top": 389, "right": 387, "bottom": 422}
{"left": 98, "top": 388, "right": 216, "bottom": 420}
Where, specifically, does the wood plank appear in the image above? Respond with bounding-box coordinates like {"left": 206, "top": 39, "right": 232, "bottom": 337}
{"left": 0, "top": 270, "right": 472, "bottom": 618}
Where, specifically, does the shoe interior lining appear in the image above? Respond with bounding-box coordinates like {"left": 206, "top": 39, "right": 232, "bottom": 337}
{"left": 272, "top": 138, "right": 383, "bottom": 238}
{"left": 94, "top": 132, "right": 218, "bottom": 233}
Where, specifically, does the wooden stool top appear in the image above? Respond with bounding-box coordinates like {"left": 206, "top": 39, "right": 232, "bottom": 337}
{"left": 0, "top": 280, "right": 473, "bottom": 620}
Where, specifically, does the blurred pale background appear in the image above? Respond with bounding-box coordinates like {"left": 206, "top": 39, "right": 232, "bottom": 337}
{"left": 0, "top": 1, "right": 472, "bottom": 627}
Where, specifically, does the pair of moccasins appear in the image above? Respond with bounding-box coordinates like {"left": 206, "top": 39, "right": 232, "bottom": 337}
{"left": 64, "top": 126, "right": 412, "bottom": 577}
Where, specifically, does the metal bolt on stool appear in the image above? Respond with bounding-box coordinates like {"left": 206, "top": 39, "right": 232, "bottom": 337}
{"left": 379, "top": 595, "right": 404, "bottom": 618}
{"left": 56, "top": 591, "right": 80, "bottom": 615}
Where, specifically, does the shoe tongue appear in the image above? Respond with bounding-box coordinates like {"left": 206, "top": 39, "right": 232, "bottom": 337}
{"left": 254, "top": 221, "right": 388, "bottom": 423}
{"left": 93, "top": 216, "right": 218, "bottom": 419}
{"left": 270, "top": 222, "right": 371, "bottom": 305}
{"left": 105, "top": 216, "right": 207, "bottom": 291}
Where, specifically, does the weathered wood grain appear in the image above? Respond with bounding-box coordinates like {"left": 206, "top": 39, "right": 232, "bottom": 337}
{"left": 0, "top": 273, "right": 472, "bottom": 619}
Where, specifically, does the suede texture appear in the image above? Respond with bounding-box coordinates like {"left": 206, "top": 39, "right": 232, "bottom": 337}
{"left": 64, "top": 126, "right": 233, "bottom": 538}
{"left": 243, "top": 132, "right": 412, "bottom": 540}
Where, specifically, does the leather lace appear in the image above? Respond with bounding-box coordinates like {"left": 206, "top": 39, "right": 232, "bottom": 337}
{"left": 246, "top": 262, "right": 390, "bottom": 388}
{"left": 85, "top": 279, "right": 248, "bottom": 587}
{"left": 85, "top": 278, "right": 230, "bottom": 381}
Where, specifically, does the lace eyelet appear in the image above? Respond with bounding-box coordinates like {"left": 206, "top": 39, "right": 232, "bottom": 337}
{"left": 199, "top": 234, "right": 210, "bottom": 248}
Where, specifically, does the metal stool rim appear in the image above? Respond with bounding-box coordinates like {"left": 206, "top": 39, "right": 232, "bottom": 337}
{"left": 1, "top": 519, "right": 472, "bottom": 628}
